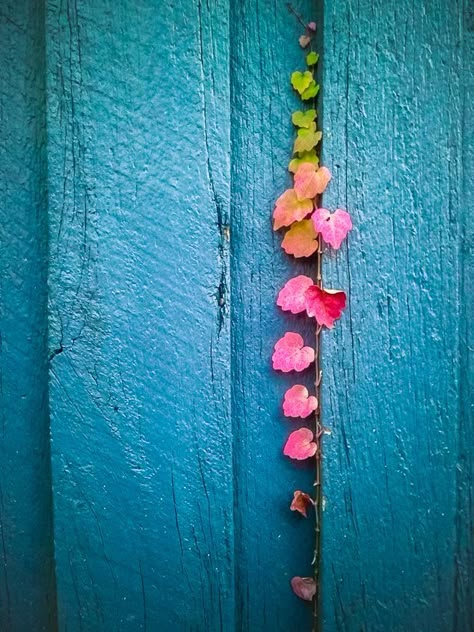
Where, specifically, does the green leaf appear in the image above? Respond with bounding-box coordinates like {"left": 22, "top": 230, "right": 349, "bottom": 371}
{"left": 292, "top": 109, "right": 317, "bottom": 128}
{"left": 301, "top": 81, "right": 320, "bottom": 101}
{"left": 288, "top": 151, "right": 319, "bottom": 173}
{"left": 291, "top": 71, "right": 313, "bottom": 95}
{"left": 289, "top": 151, "right": 319, "bottom": 173}
{"left": 306, "top": 51, "right": 319, "bottom": 66}
{"left": 293, "top": 124, "right": 322, "bottom": 154}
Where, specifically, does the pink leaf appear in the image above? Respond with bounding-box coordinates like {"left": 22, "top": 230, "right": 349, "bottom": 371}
{"left": 312, "top": 207, "right": 352, "bottom": 249}
{"left": 304, "top": 286, "right": 346, "bottom": 328}
{"left": 283, "top": 428, "right": 317, "bottom": 460}
{"left": 307, "top": 22, "right": 317, "bottom": 32}
{"left": 294, "top": 164, "right": 331, "bottom": 200}
{"left": 291, "top": 576, "right": 317, "bottom": 601}
{"left": 272, "top": 333, "right": 315, "bottom": 372}
{"left": 273, "top": 189, "right": 313, "bottom": 230}
{"left": 283, "top": 385, "right": 318, "bottom": 418}
{"left": 277, "top": 276, "right": 314, "bottom": 314}
{"left": 281, "top": 219, "right": 318, "bottom": 258}
{"left": 290, "top": 491, "right": 315, "bottom": 518}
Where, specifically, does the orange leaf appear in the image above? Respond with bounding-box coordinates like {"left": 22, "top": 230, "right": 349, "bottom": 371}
{"left": 273, "top": 189, "right": 313, "bottom": 230}
{"left": 281, "top": 220, "right": 318, "bottom": 258}
{"left": 294, "top": 164, "right": 331, "bottom": 200}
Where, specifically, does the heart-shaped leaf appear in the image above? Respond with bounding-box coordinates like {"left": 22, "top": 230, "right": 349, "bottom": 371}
{"left": 304, "top": 286, "right": 346, "bottom": 328}
{"left": 301, "top": 80, "right": 320, "bottom": 101}
{"left": 306, "top": 51, "right": 319, "bottom": 66}
{"left": 283, "top": 427, "right": 317, "bottom": 459}
{"left": 288, "top": 150, "right": 319, "bottom": 174}
{"left": 283, "top": 385, "right": 318, "bottom": 418}
{"left": 273, "top": 189, "right": 313, "bottom": 230}
{"left": 291, "top": 576, "right": 317, "bottom": 601}
{"left": 298, "top": 34, "right": 311, "bottom": 49}
{"left": 290, "top": 490, "right": 315, "bottom": 517}
{"left": 272, "top": 332, "right": 315, "bottom": 372}
{"left": 292, "top": 109, "right": 317, "bottom": 128}
{"left": 291, "top": 71, "right": 313, "bottom": 94}
{"left": 276, "top": 275, "right": 314, "bottom": 314}
{"left": 294, "top": 164, "right": 331, "bottom": 200}
{"left": 293, "top": 124, "right": 322, "bottom": 154}
{"left": 281, "top": 220, "right": 318, "bottom": 258}
{"left": 312, "top": 207, "right": 352, "bottom": 249}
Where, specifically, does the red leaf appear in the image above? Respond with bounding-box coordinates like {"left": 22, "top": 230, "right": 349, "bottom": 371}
{"left": 304, "top": 286, "right": 346, "bottom": 328}
{"left": 272, "top": 333, "right": 315, "bottom": 372}
{"left": 277, "top": 276, "right": 314, "bottom": 314}
{"left": 291, "top": 576, "right": 317, "bottom": 601}
{"left": 312, "top": 207, "right": 352, "bottom": 249}
{"left": 290, "top": 491, "right": 314, "bottom": 517}
{"left": 294, "top": 164, "right": 331, "bottom": 200}
{"left": 281, "top": 220, "right": 318, "bottom": 258}
{"left": 273, "top": 189, "right": 313, "bottom": 230}
{"left": 283, "top": 385, "right": 318, "bottom": 418}
{"left": 283, "top": 428, "right": 317, "bottom": 460}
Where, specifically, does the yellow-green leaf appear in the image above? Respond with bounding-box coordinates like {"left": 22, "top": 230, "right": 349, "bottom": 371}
{"left": 306, "top": 51, "right": 319, "bottom": 66}
{"left": 293, "top": 125, "right": 322, "bottom": 154}
{"left": 288, "top": 151, "right": 319, "bottom": 173}
{"left": 292, "top": 109, "right": 317, "bottom": 128}
{"left": 301, "top": 81, "right": 320, "bottom": 101}
{"left": 291, "top": 71, "right": 313, "bottom": 95}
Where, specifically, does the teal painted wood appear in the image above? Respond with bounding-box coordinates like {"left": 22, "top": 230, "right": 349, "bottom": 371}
{"left": 0, "top": 2, "right": 57, "bottom": 630}
{"left": 0, "top": 0, "right": 471, "bottom": 630}
{"left": 321, "top": 1, "right": 473, "bottom": 630}
{"left": 230, "top": 1, "right": 319, "bottom": 630}
{"left": 46, "top": 0, "right": 233, "bottom": 629}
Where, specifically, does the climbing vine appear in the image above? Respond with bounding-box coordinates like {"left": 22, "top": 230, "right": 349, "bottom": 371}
{"left": 273, "top": 7, "right": 352, "bottom": 629}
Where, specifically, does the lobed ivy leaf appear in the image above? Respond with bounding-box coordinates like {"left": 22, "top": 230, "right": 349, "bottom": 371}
{"left": 301, "top": 80, "right": 320, "bottom": 101}
{"left": 281, "top": 220, "right": 318, "bottom": 258}
{"left": 290, "top": 490, "right": 315, "bottom": 517}
{"left": 273, "top": 189, "right": 313, "bottom": 230}
{"left": 292, "top": 109, "right": 317, "bottom": 128}
{"left": 306, "top": 51, "right": 319, "bottom": 66}
{"left": 283, "top": 385, "right": 318, "bottom": 419}
{"left": 272, "top": 332, "right": 315, "bottom": 372}
{"left": 299, "top": 34, "right": 311, "bottom": 48}
{"left": 312, "top": 207, "right": 353, "bottom": 249}
{"left": 293, "top": 124, "right": 322, "bottom": 154}
{"left": 277, "top": 275, "right": 314, "bottom": 314}
{"left": 294, "top": 164, "right": 331, "bottom": 200}
{"left": 304, "top": 286, "right": 346, "bottom": 328}
{"left": 290, "top": 71, "right": 313, "bottom": 95}
{"left": 288, "top": 150, "right": 319, "bottom": 173}
{"left": 284, "top": 428, "right": 317, "bottom": 460}
{"left": 291, "top": 577, "right": 317, "bottom": 601}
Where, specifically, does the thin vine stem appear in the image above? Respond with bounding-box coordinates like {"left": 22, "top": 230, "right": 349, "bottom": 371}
{"left": 312, "top": 228, "right": 323, "bottom": 632}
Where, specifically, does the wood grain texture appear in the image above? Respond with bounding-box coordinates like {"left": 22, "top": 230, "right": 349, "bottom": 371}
{"left": 0, "top": 2, "right": 57, "bottom": 630}
{"left": 46, "top": 0, "right": 233, "bottom": 629}
{"left": 230, "top": 1, "right": 319, "bottom": 629}
{"left": 0, "top": 0, "right": 471, "bottom": 630}
{"left": 321, "top": 1, "right": 473, "bottom": 630}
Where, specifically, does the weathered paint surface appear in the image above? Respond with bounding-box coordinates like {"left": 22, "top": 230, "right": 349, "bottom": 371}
{"left": 0, "top": 2, "right": 57, "bottom": 630}
{"left": 321, "top": 1, "right": 473, "bottom": 630}
{"left": 46, "top": 0, "right": 233, "bottom": 630}
{"left": 0, "top": 0, "right": 472, "bottom": 631}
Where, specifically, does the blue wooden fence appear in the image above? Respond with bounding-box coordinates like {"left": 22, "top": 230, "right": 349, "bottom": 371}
{"left": 0, "top": 0, "right": 472, "bottom": 630}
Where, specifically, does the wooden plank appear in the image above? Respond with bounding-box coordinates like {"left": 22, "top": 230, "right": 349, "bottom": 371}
{"left": 321, "top": 1, "right": 473, "bottom": 629}
{"left": 230, "top": 1, "right": 319, "bottom": 629}
{"left": 0, "top": 1, "right": 57, "bottom": 630}
{"left": 46, "top": 1, "right": 233, "bottom": 629}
